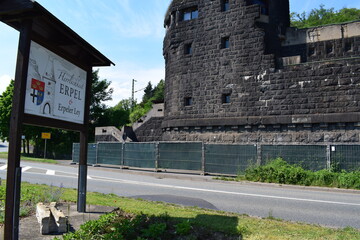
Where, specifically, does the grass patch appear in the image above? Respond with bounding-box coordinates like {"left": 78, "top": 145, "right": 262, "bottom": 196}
{"left": 0, "top": 182, "right": 359, "bottom": 239}
{"left": 0, "top": 152, "right": 57, "bottom": 164}
{"left": 245, "top": 158, "right": 360, "bottom": 189}
{"left": 0, "top": 182, "right": 64, "bottom": 222}
{"left": 61, "top": 189, "right": 360, "bottom": 240}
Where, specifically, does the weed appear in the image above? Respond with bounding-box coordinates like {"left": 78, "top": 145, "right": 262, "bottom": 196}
{"left": 245, "top": 158, "right": 360, "bottom": 190}
{"left": 141, "top": 222, "right": 167, "bottom": 239}
{"left": 175, "top": 220, "right": 192, "bottom": 235}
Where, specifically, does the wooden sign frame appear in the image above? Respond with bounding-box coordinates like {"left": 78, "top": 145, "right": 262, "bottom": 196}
{"left": 0, "top": 1, "right": 114, "bottom": 239}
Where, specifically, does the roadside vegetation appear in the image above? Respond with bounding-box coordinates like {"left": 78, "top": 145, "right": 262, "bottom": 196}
{"left": 245, "top": 158, "right": 360, "bottom": 189}
{"left": 0, "top": 181, "right": 359, "bottom": 239}
{"left": 0, "top": 152, "right": 57, "bottom": 164}
{"left": 129, "top": 80, "right": 164, "bottom": 124}
{"left": 291, "top": 5, "right": 360, "bottom": 28}
{"left": 216, "top": 158, "right": 360, "bottom": 190}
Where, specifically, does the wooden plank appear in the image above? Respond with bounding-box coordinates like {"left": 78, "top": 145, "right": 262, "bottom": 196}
{"left": 23, "top": 114, "right": 86, "bottom": 132}
{"left": 77, "top": 67, "right": 92, "bottom": 212}
{"left": 5, "top": 19, "right": 32, "bottom": 240}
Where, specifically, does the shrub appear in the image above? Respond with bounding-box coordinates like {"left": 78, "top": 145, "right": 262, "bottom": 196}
{"left": 245, "top": 158, "right": 360, "bottom": 190}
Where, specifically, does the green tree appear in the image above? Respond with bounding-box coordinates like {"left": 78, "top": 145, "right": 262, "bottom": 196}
{"left": 142, "top": 81, "right": 153, "bottom": 103}
{"left": 88, "top": 69, "right": 114, "bottom": 141}
{"left": 291, "top": 5, "right": 360, "bottom": 28}
{"left": 129, "top": 80, "right": 164, "bottom": 123}
{"left": 97, "top": 98, "right": 132, "bottom": 128}
{"left": 0, "top": 80, "right": 47, "bottom": 155}
{"left": 0, "top": 80, "right": 14, "bottom": 141}
{"left": 152, "top": 79, "right": 164, "bottom": 103}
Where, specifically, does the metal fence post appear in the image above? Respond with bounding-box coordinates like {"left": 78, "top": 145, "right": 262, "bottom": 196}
{"left": 326, "top": 145, "right": 331, "bottom": 170}
{"left": 155, "top": 142, "right": 159, "bottom": 172}
{"left": 201, "top": 142, "right": 205, "bottom": 175}
{"left": 121, "top": 142, "right": 125, "bottom": 168}
{"left": 256, "top": 144, "right": 262, "bottom": 166}
{"left": 95, "top": 142, "right": 99, "bottom": 166}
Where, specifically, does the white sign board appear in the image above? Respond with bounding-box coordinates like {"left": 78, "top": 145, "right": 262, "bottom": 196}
{"left": 24, "top": 41, "right": 86, "bottom": 124}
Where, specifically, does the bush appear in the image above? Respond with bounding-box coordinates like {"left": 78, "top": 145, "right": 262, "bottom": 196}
{"left": 245, "top": 158, "right": 311, "bottom": 185}
{"left": 245, "top": 158, "right": 360, "bottom": 190}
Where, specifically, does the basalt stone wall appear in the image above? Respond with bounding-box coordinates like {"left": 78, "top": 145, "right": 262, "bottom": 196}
{"left": 162, "top": 0, "right": 360, "bottom": 144}
{"left": 134, "top": 117, "right": 164, "bottom": 142}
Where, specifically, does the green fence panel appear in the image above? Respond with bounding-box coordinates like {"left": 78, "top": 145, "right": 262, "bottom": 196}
{"left": 261, "top": 145, "right": 327, "bottom": 171}
{"left": 158, "top": 142, "right": 202, "bottom": 171}
{"left": 87, "top": 143, "right": 97, "bottom": 165}
{"left": 72, "top": 143, "right": 80, "bottom": 163}
{"left": 124, "top": 142, "right": 156, "bottom": 168}
{"left": 72, "top": 143, "right": 97, "bottom": 165}
{"left": 97, "top": 142, "right": 122, "bottom": 165}
{"left": 330, "top": 145, "right": 360, "bottom": 171}
{"left": 205, "top": 144, "right": 257, "bottom": 175}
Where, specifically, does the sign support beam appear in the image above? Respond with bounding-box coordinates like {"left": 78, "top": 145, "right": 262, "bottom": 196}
{"left": 5, "top": 19, "right": 32, "bottom": 240}
{"left": 77, "top": 67, "right": 91, "bottom": 212}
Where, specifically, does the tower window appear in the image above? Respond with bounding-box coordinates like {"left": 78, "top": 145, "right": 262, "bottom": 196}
{"left": 221, "top": 36, "right": 230, "bottom": 49}
{"left": 247, "top": 0, "right": 268, "bottom": 15}
{"left": 326, "top": 43, "right": 333, "bottom": 54}
{"left": 182, "top": 7, "right": 198, "bottom": 21}
{"left": 221, "top": 0, "right": 230, "bottom": 11}
{"left": 345, "top": 41, "right": 353, "bottom": 52}
{"left": 222, "top": 94, "right": 231, "bottom": 103}
{"left": 308, "top": 46, "right": 316, "bottom": 56}
{"left": 184, "top": 43, "right": 192, "bottom": 55}
{"left": 184, "top": 97, "right": 193, "bottom": 106}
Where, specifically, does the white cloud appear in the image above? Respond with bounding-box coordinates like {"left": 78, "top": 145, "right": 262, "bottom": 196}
{"left": 97, "top": 62, "right": 165, "bottom": 107}
{"left": 0, "top": 75, "right": 12, "bottom": 95}
{"left": 92, "top": 1, "right": 166, "bottom": 39}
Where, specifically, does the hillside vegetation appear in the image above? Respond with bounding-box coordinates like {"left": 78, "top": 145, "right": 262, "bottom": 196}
{"left": 291, "top": 5, "right": 360, "bottom": 28}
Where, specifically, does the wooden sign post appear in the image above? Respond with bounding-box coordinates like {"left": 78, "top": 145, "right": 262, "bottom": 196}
{"left": 0, "top": 1, "right": 114, "bottom": 239}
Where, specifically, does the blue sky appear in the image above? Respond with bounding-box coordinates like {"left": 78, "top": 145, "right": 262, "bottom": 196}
{"left": 1, "top": 0, "right": 359, "bottom": 106}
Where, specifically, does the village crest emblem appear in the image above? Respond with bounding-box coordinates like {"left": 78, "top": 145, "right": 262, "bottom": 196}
{"left": 30, "top": 78, "right": 45, "bottom": 105}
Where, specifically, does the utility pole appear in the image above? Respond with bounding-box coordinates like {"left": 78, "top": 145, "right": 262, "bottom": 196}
{"left": 131, "top": 79, "right": 137, "bottom": 109}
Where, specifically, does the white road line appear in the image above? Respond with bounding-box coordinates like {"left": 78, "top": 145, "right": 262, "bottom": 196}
{"left": 90, "top": 176, "right": 360, "bottom": 207}
{"left": 0, "top": 164, "right": 7, "bottom": 170}
{"left": 18, "top": 170, "right": 360, "bottom": 207}
{"left": 46, "top": 170, "right": 55, "bottom": 175}
{"left": 22, "top": 166, "right": 32, "bottom": 172}
{"left": 87, "top": 175, "right": 92, "bottom": 179}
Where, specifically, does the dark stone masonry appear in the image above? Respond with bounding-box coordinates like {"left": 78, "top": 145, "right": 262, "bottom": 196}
{"left": 159, "top": 0, "right": 360, "bottom": 144}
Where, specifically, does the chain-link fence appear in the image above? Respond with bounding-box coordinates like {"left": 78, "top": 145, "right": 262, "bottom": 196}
{"left": 261, "top": 145, "right": 327, "bottom": 171}
{"left": 97, "top": 142, "right": 122, "bottom": 165}
{"left": 72, "top": 142, "right": 360, "bottom": 175}
{"left": 158, "top": 142, "right": 202, "bottom": 171}
{"left": 330, "top": 145, "right": 360, "bottom": 171}
{"left": 205, "top": 144, "right": 257, "bottom": 175}
{"left": 124, "top": 142, "right": 156, "bottom": 168}
{"left": 72, "top": 143, "right": 97, "bottom": 165}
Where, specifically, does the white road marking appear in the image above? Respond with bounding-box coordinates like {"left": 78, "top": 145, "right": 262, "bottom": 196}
{"left": 21, "top": 166, "right": 32, "bottom": 172}
{"left": 0, "top": 164, "right": 7, "bottom": 170}
{"left": 89, "top": 177, "right": 360, "bottom": 207}
{"left": 87, "top": 175, "right": 92, "bottom": 179}
{"left": 46, "top": 170, "right": 55, "bottom": 175}
{"left": 16, "top": 168, "right": 360, "bottom": 207}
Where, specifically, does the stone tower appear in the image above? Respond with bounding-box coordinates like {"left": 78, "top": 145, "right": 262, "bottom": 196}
{"left": 162, "top": 0, "right": 360, "bottom": 145}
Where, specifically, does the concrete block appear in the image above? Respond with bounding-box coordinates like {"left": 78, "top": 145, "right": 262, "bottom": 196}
{"left": 36, "top": 202, "right": 67, "bottom": 235}
{"left": 36, "top": 202, "right": 51, "bottom": 234}
{"left": 50, "top": 202, "right": 67, "bottom": 233}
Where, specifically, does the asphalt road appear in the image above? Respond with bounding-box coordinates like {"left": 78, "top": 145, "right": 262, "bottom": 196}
{"left": 0, "top": 160, "right": 359, "bottom": 229}
{"left": 0, "top": 141, "right": 8, "bottom": 152}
